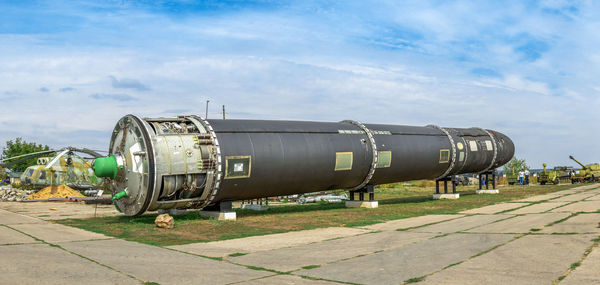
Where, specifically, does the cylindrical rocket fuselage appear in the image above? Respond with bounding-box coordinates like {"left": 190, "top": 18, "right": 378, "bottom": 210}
{"left": 98, "top": 115, "right": 514, "bottom": 216}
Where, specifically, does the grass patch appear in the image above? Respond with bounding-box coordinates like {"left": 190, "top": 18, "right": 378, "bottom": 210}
{"left": 298, "top": 275, "right": 360, "bottom": 285}
{"left": 301, "top": 264, "right": 321, "bottom": 270}
{"left": 144, "top": 282, "right": 160, "bottom": 285}
{"left": 530, "top": 228, "right": 541, "bottom": 232}
{"left": 570, "top": 262, "right": 581, "bottom": 270}
{"left": 545, "top": 212, "right": 579, "bottom": 227}
{"left": 57, "top": 184, "right": 579, "bottom": 246}
{"left": 405, "top": 276, "right": 425, "bottom": 283}
{"left": 228, "top": 252, "right": 247, "bottom": 257}
{"left": 244, "top": 265, "right": 282, "bottom": 273}
{"left": 443, "top": 262, "right": 461, "bottom": 269}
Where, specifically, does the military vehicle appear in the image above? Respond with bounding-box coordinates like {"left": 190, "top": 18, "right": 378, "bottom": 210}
{"left": 0, "top": 147, "right": 105, "bottom": 190}
{"left": 538, "top": 163, "right": 560, "bottom": 185}
{"left": 506, "top": 170, "right": 519, "bottom": 185}
{"left": 569, "top": 155, "right": 600, "bottom": 183}
{"left": 453, "top": 174, "right": 478, "bottom": 186}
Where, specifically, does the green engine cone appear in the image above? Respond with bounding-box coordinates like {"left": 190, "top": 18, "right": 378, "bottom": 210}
{"left": 93, "top": 155, "right": 118, "bottom": 179}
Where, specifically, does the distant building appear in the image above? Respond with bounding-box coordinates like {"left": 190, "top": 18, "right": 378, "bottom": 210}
{"left": 6, "top": 169, "right": 22, "bottom": 184}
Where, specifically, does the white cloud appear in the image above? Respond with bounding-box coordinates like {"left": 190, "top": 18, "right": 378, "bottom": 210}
{"left": 0, "top": 1, "right": 599, "bottom": 168}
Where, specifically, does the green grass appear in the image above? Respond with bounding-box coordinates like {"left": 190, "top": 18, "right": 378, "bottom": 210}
{"left": 244, "top": 265, "right": 282, "bottom": 274}
{"left": 570, "top": 262, "right": 581, "bottom": 270}
{"left": 56, "top": 183, "right": 579, "bottom": 246}
{"left": 301, "top": 265, "right": 321, "bottom": 270}
{"left": 228, "top": 252, "right": 247, "bottom": 257}
{"left": 405, "top": 276, "right": 426, "bottom": 283}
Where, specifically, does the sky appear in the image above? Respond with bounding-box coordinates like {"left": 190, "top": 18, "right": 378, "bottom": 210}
{"left": 0, "top": 0, "right": 598, "bottom": 169}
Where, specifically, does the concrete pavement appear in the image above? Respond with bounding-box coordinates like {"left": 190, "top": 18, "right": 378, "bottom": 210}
{"left": 0, "top": 184, "right": 598, "bottom": 284}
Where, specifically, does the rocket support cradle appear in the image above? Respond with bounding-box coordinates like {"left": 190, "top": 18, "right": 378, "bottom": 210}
{"left": 93, "top": 115, "right": 514, "bottom": 216}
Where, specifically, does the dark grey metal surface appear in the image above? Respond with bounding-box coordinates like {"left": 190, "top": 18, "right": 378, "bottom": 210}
{"left": 207, "top": 119, "right": 514, "bottom": 201}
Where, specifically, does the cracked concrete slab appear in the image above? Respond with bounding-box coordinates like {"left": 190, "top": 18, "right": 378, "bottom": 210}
{"left": 420, "top": 234, "right": 596, "bottom": 285}
{"left": 409, "top": 214, "right": 513, "bottom": 234}
{"left": 240, "top": 274, "right": 340, "bottom": 284}
{"left": 0, "top": 225, "right": 37, "bottom": 245}
{"left": 586, "top": 194, "right": 600, "bottom": 201}
{"left": 554, "top": 185, "right": 599, "bottom": 194}
{"left": 168, "top": 227, "right": 370, "bottom": 257}
{"left": 59, "top": 239, "right": 270, "bottom": 285}
{"left": 0, "top": 209, "right": 45, "bottom": 225}
{"left": 0, "top": 243, "right": 138, "bottom": 284}
{"left": 506, "top": 202, "right": 569, "bottom": 214}
{"left": 551, "top": 200, "right": 600, "bottom": 213}
{"left": 561, "top": 244, "right": 600, "bottom": 285}
{"left": 359, "top": 214, "right": 463, "bottom": 231}
{"left": 228, "top": 231, "right": 436, "bottom": 272}
{"left": 296, "top": 233, "right": 516, "bottom": 285}
{"left": 10, "top": 223, "right": 110, "bottom": 243}
{"left": 466, "top": 213, "right": 571, "bottom": 233}
{"left": 460, "top": 203, "right": 527, "bottom": 214}
{"left": 552, "top": 193, "right": 598, "bottom": 202}
{"left": 542, "top": 213, "right": 600, "bottom": 233}
{"left": 514, "top": 193, "right": 565, "bottom": 202}
{"left": 0, "top": 202, "right": 121, "bottom": 220}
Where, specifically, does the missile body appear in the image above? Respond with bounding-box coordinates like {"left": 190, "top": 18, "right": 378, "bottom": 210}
{"left": 94, "top": 115, "right": 514, "bottom": 216}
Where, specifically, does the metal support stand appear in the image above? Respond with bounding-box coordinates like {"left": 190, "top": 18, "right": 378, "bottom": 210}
{"left": 433, "top": 176, "right": 460, "bottom": 200}
{"left": 477, "top": 170, "right": 499, "bottom": 194}
{"left": 241, "top": 198, "right": 270, "bottom": 211}
{"left": 199, "top": 201, "right": 237, "bottom": 220}
{"left": 346, "top": 185, "right": 378, "bottom": 208}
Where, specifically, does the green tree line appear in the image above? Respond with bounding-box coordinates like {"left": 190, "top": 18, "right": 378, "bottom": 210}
{"left": 1, "top": 138, "right": 52, "bottom": 173}
{"left": 503, "top": 157, "right": 529, "bottom": 174}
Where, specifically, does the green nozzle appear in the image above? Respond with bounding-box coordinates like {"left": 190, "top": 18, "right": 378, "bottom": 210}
{"left": 112, "top": 189, "right": 128, "bottom": 201}
{"left": 93, "top": 155, "right": 118, "bottom": 179}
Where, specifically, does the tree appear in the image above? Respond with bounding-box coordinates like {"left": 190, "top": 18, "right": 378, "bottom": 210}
{"left": 504, "top": 157, "right": 529, "bottom": 174}
{"left": 1, "top": 138, "right": 52, "bottom": 172}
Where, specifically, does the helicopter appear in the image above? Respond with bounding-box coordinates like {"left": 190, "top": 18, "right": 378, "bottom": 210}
{"left": 0, "top": 147, "right": 106, "bottom": 190}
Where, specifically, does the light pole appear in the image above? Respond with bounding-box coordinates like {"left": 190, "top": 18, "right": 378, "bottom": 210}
{"left": 205, "top": 100, "right": 210, "bottom": 119}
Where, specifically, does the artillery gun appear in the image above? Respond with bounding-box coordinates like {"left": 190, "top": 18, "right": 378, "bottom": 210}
{"left": 569, "top": 156, "right": 600, "bottom": 183}
{"left": 538, "top": 163, "right": 559, "bottom": 185}
{"left": 538, "top": 164, "right": 573, "bottom": 185}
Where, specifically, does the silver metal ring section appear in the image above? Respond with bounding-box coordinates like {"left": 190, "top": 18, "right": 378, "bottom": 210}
{"left": 191, "top": 116, "right": 224, "bottom": 209}
{"left": 477, "top": 128, "right": 498, "bottom": 173}
{"left": 342, "top": 120, "right": 378, "bottom": 191}
{"left": 133, "top": 115, "right": 160, "bottom": 214}
{"left": 428, "top": 125, "right": 457, "bottom": 180}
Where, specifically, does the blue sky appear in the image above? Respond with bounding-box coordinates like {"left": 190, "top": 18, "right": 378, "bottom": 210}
{"left": 0, "top": 0, "right": 598, "bottom": 168}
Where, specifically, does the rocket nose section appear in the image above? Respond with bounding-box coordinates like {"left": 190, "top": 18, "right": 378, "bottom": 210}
{"left": 490, "top": 130, "right": 515, "bottom": 168}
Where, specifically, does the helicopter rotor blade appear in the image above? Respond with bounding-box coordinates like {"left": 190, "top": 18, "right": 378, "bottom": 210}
{"left": 0, "top": 150, "right": 57, "bottom": 163}
{"left": 44, "top": 149, "right": 70, "bottom": 169}
{"left": 0, "top": 150, "right": 58, "bottom": 168}
{"left": 67, "top": 147, "right": 105, "bottom": 158}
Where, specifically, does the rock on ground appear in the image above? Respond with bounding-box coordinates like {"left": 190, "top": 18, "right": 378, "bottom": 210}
{"left": 155, "top": 213, "right": 174, "bottom": 229}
